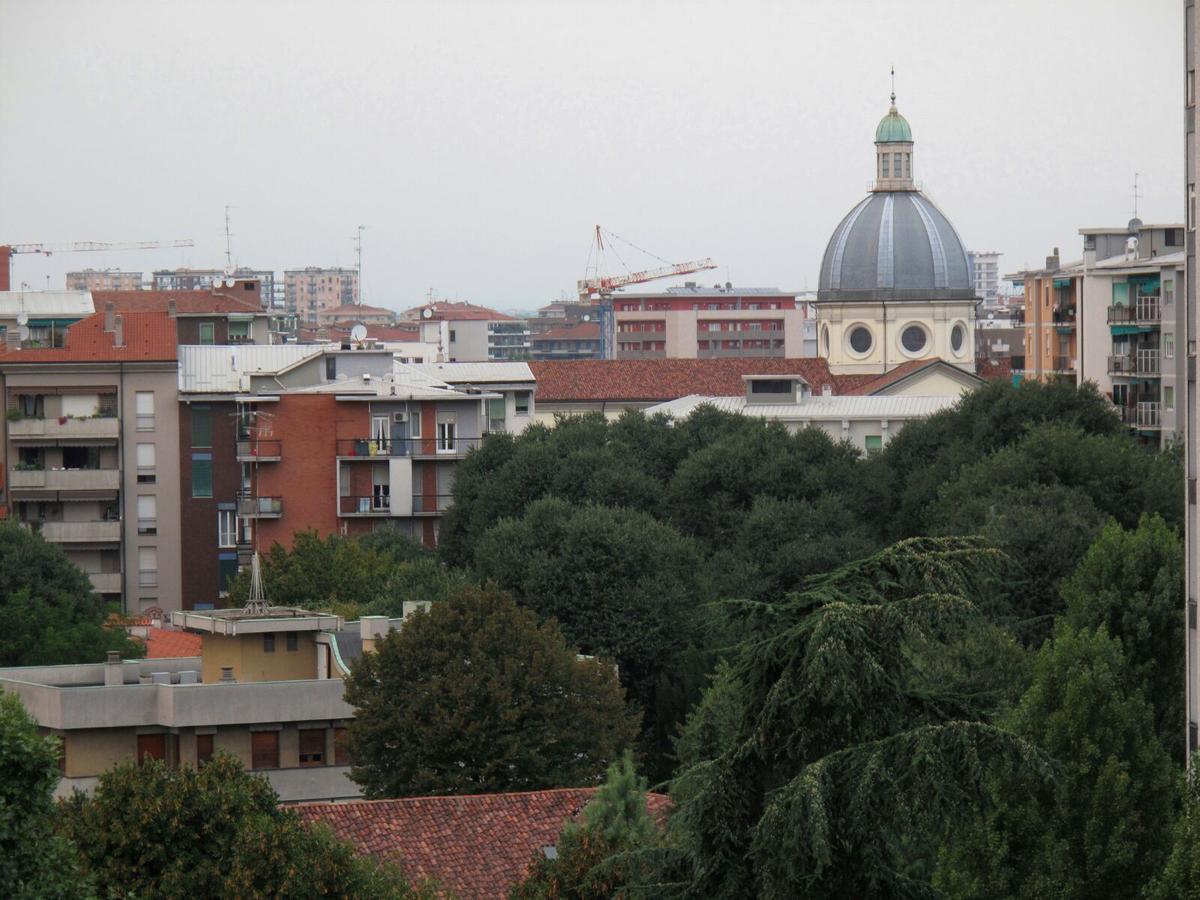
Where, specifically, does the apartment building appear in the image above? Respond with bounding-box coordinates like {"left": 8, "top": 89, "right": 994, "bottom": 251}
{"left": 1010, "top": 248, "right": 1080, "bottom": 383}
{"left": 609, "top": 285, "right": 811, "bottom": 360}
{"left": 402, "top": 301, "right": 531, "bottom": 361}
{"left": 153, "top": 268, "right": 276, "bottom": 308}
{"left": 529, "top": 322, "right": 602, "bottom": 360}
{"left": 968, "top": 251, "right": 1002, "bottom": 307}
{"left": 1185, "top": 0, "right": 1199, "bottom": 762}
{"left": 0, "top": 307, "right": 182, "bottom": 614}
{"left": 285, "top": 268, "right": 360, "bottom": 322}
{"left": 0, "top": 604, "right": 426, "bottom": 802}
{"left": 65, "top": 270, "right": 143, "bottom": 292}
{"left": 0, "top": 290, "right": 94, "bottom": 349}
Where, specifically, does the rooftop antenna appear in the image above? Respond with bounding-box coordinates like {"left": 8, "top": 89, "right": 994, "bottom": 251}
{"left": 244, "top": 552, "right": 270, "bottom": 616}
{"left": 355, "top": 225, "right": 365, "bottom": 305}
{"left": 223, "top": 204, "right": 235, "bottom": 273}
{"left": 1131, "top": 172, "right": 1142, "bottom": 220}
{"left": 890, "top": 65, "right": 896, "bottom": 105}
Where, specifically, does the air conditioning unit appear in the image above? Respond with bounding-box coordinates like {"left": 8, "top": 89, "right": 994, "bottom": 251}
{"left": 392, "top": 412, "right": 408, "bottom": 423}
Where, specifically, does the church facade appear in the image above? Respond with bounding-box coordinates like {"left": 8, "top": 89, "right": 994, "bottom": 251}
{"left": 816, "top": 94, "right": 979, "bottom": 375}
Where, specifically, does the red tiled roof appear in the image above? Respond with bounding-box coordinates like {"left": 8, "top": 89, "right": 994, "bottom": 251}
{"left": 366, "top": 325, "right": 421, "bottom": 341}
{"left": 140, "top": 626, "right": 203, "bottom": 659}
{"left": 0, "top": 310, "right": 177, "bottom": 363}
{"left": 532, "top": 323, "right": 600, "bottom": 342}
{"left": 295, "top": 788, "right": 670, "bottom": 900}
{"left": 976, "top": 356, "right": 1013, "bottom": 382}
{"left": 402, "top": 301, "right": 516, "bottom": 322}
{"left": 528, "top": 358, "right": 854, "bottom": 403}
{"left": 95, "top": 289, "right": 263, "bottom": 315}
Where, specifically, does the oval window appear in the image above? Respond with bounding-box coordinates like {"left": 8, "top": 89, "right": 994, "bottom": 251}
{"left": 849, "top": 326, "right": 873, "bottom": 354}
{"left": 821, "top": 325, "right": 830, "bottom": 355}
{"left": 901, "top": 325, "right": 927, "bottom": 353}
{"left": 951, "top": 324, "right": 965, "bottom": 353}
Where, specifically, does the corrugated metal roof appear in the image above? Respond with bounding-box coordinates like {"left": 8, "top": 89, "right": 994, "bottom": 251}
{"left": 179, "top": 345, "right": 326, "bottom": 393}
{"left": 407, "top": 362, "right": 534, "bottom": 383}
{"left": 647, "top": 393, "right": 959, "bottom": 420}
{"left": 0, "top": 290, "right": 94, "bottom": 318}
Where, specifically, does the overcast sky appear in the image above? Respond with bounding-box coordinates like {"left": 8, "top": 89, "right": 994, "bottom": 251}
{"left": 0, "top": 0, "right": 1183, "bottom": 311}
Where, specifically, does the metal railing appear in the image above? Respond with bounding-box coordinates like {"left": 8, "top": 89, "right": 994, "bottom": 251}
{"left": 1108, "top": 349, "right": 1160, "bottom": 376}
{"left": 335, "top": 436, "right": 485, "bottom": 458}
{"left": 339, "top": 495, "right": 391, "bottom": 515}
{"left": 7, "top": 417, "right": 119, "bottom": 440}
{"left": 412, "top": 493, "right": 454, "bottom": 514}
{"left": 1052, "top": 356, "right": 1076, "bottom": 372}
{"left": 1119, "top": 401, "right": 1162, "bottom": 429}
{"left": 237, "top": 495, "right": 283, "bottom": 517}
{"left": 236, "top": 440, "right": 282, "bottom": 461}
{"left": 1107, "top": 297, "right": 1161, "bottom": 325}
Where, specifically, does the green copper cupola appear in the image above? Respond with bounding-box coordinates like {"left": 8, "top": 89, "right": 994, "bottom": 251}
{"left": 873, "top": 84, "right": 915, "bottom": 191}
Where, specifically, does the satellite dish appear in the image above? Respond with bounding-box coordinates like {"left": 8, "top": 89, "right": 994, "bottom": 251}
{"left": 225, "top": 278, "right": 236, "bottom": 288}
{"left": 17, "top": 326, "right": 30, "bottom": 341}
{"left": 422, "top": 308, "right": 433, "bottom": 319}
{"left": 582, "top": 314, "right": 591, "bottom": 322}
{"left": 16, "top": 312, "right": 28, "bottom": 326}
{"left": 350, "top": 324, "right": 368, "bottom": 342}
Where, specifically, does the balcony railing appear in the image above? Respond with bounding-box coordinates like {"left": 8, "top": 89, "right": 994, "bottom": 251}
{"left": 7, "top": 416, "right": 119, "bottom": 441}
{"left": 237, "top": 495, "right": 283, "bottom": 518}
{"left": 39, "top": 520, "right": 121, "bottom": 543}
{"left": 236, "top": 439, "right": 282, "bottom": 462}
{"left": 1009, "top": 355, "right": 1026, "bottom": 371}
{"left": 88, "top": 572, "right": 121, "bottom": 594}
{"left": 412, "top": 493, "right": 454, "bottom": 514}
{"left": 1108, "top": 349, "right": 1161, "bottom": 376}
{"left": 8, "top": 468, "right": 120, "bottom": 492}
{"left": 1052, "top": 356, "right": 1076, "bottom": 373}
{"left": 335, "top": 436, "right": 485, "bottom": 458}
{"left": 1119, "top": 401, "right": 1162, "bottom": 429}
{"left": 339, "top": 495, "right": 391, "bottom": 516}
{"left": 1107, "top": 297, "right": 1161, "bottom": 325}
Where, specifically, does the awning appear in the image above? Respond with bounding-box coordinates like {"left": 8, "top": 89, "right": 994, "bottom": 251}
{"left": 27, "top": 318, "right": 80, "bottom": 327}
{"left": 1052, "top": 278, "right": 1072, "bottom": 288}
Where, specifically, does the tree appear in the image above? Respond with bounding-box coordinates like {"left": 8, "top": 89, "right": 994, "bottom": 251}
{"left": 665, "top": 538, "right": 1042, "bottom": 899}
{"left": 936, "top": 625, "right": 1177, "bottom": 900}
{"left": 0, "top": 523, "right": 140, "bottom": 667}
{"left": 344, "top": 585, "right": 640, "bottom": 798}
{"left": 511, "top": 752, "right": 663, "bottom": 900}
{"left": 0, "top": 694, "right": 91, "bottom": 900}
{"left": 1061, "top": 514, "right": 1184, "bottom": 759}
{"left": 1149, "top": 755, "right": 1200, "bottom": 900}
{"left": 58, "top": 753, "right": 425, "bottom": 899}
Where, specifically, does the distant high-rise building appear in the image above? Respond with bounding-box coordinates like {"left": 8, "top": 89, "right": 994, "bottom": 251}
{"left": 284, "top": 268, "right": 360, "bottom": 322}
{"left": 152, "top": 268, "right": 275, "bottom": 308}
{"left": 968, "top": 251, "right": 1002, "bottom": 306}
{"left": 1183, "top": 0, "right": 1198, "bottom": 763}
{"left": 65, "top": 269, "right": 143, "bottom": 292}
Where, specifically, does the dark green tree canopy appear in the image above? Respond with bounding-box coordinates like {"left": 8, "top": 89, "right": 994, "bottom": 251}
{"left": 344, "top": 585, "right": 640, "bottom": 798}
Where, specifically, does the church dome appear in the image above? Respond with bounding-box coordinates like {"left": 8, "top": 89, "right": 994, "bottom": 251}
{"left": 818, "top": 191, "right": 974, "bottom": 300}
{"left": 875, "top": 108, "right": 912, "bottom": 143}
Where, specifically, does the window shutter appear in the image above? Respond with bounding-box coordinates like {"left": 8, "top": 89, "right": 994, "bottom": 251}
{"left": 251, "top": 732, "right": 278, "bottom": 769}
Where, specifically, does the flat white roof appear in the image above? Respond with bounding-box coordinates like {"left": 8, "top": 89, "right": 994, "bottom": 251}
{"left": 647, "top": 394, "right": 960, "bottom": 421}
{"left": 0, "top": 290, "right": 94, "bottom": 318}
{"left": 179, "top": 344, "right": 327, "bottom": 393}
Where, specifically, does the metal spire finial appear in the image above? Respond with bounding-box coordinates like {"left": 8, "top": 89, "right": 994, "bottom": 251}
{"left": 890, "top": 65, "right": 896, "bottom": 105}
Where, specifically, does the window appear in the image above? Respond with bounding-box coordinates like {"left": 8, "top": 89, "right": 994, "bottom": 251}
{"left": 299, "top": 729, "right": 325, "bottom": 767}
{"left": 196, "top": 733, "right": 214, "bottom": 766}
{"left": 893, "top": 152, "right": 902, "bottom": 176}
{"left": 228, "top": 320, "right": 250, "bottom": 342}
{"left": 191, "top": 455, "right": 213, "bottom": 498}
{"left": 409, "top": 407, "right": 421, "bottom": 438}
{"left": 1167, "top": 228, "right": 1184, "bottom": 247}
{"left": 514, "top": 391, "right": 531, "bottom": 415}
{"left": 334, "top": 727, "right": 351, "bottom": 765}
{"left": 449, "top": 329, "right": 457, "bottom": 342}
{"left": 848, "top": 326, "right": 873, "bottom": 354}
{"left": 865, "top": 435, "right": 883, "bottom": 453}
{"left": 950, "top": 324, "right": 966, "bottom": 354}
{"left": 135, "top": 391, "right": 154, "bottom": 431}
{"left": 198, "top": 322, "right": 215, "bottom": 345}
{"left": 750, "top": 379, "right": 793, "bottom": 394}
{"left": 437, "top": 417, "right": 457, "bottom": 453}
{"left": 138, "top": 547, "right": 158, "bottom": 587}
{"left": 881, "top": 155, "right": 890, "bottom": 178}
{"left": 371, "top": 415, "right": 390, "bottom": 453}
{"left": 1166, "top": 334, "right": 1176, "bottom": 359}
{"left": 251, "top": 731, "right": 279, "bottom": 769}
{"left": 904, "top": 153, "right": 911, "bottom": 177}
{"left": 286, "top": 632, "right": 298, "bottom": 652}
{"left": 1165, "top": 386, "right": 1176, "bottom": 411}
{"left": 137, "top": 495, "right": 157, "bottom": 535}
{"left": 218, "top": 510, "right": 236, "bottom": 548}
{"left": 263, "top": 633, "right": 275, "bottom": 653}
{"left": 137, "top": 733, "right": 166, "bottom": 766}
{"left": 325, "top": 357, "right": 336, "bottom": 380}
{"left": 191, "top": 405, "right": 212, "bottom": 448}
{"left": 488, "top": 397, "right": 506, "bottom": 432}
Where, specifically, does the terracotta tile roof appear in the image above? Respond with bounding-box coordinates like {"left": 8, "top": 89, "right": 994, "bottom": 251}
{"left": 532, "top": 323, "right": 601, "bottom": 342}
{"left": 295, "top": 788, "right": 671, "bottom": 899}
{"left": 0, "top": 310, "right": 177, "bottom": 363}
{"left": 140, "top": 626, "right": 203, "bottom": 659}
{"left": 367, "top": 325, "right": 421, "bottom": 341}
{"left": 976, "top": 356, "right": 1013, "bottom": 382}
{"left": 402, "top": 301, "right": 517, "bottom": 322}
{"left": 528, "top": 358, "right": 853, "bottom": 403}
{"left": 95, "top": 289, "right": 263, "bottom": 315}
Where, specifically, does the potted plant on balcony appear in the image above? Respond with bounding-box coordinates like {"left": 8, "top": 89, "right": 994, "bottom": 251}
{"left": 5, "top": 409, "right": 23, "bottom": 422}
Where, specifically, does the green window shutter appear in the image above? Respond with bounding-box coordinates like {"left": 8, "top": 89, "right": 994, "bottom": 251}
{"left": 864, "top": 435, "right": 883, "bottom": 452}
{"left": 192, "top": 458, "right": 213, "bottom": 498}
{"left": 488, "top": 398, "right": 505, "bottom": 418}
{"left": 1111, "top": 282, "right": 1130, "bottom": 306}
{"left": 199, "top": 322, "right": 214, "bottom": 344}
{"left": 192, "top": 405, "right": 212, "bottom": 448}
{"left": 229, "top": 320, "right": 250, "bottom": 338}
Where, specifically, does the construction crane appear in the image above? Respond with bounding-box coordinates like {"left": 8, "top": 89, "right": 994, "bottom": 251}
{"left": 0, "top": 239, "right": 196, "bottom": 291}
{"left": 576, "top": 225, "right": 716, "bottom": 300}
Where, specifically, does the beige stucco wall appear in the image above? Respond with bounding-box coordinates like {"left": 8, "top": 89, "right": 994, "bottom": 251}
{"left": 62, "top": 727, "right": 137, "bottom": 777}
{"left": 200, "top": 632, "right": 320, "bottom": 684}
{"left": 817, "top": 299, "right": 977, "bottom": 375}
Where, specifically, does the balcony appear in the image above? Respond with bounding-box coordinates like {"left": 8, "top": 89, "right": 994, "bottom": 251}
{"left": 335, "top": 437, "right": 485, "bottom": 458}
{"left": 8, "top": 416, "right": 119, "bottom": 441}
{"left": 339, "top": 495, "right": 392, "bottom": 516}
{"left": 1107, "top": 297, "right": 1161, "bottom": 326}
{"left": 88, "top": 572, "right": 121, "bottom": 594}
{"left": 8, "top": 468, "right": 120, "bottom": 493}
{"left": 412, "top": 493, "right": 454, "bottom": 514}
{"left": 237, "top": 495, "right": 283, "bottom": 518}
{"left": 236, "top": 440, "right": 282, "bottom": 462}
{"left": 1052, "top": 356, "right": 1076, "bottom": 373}
{"left": 39, "top": 521, "right": 121, "bottom": 543}
{"left": 1108, "top": 349, "right": 1161, "bottom": 377}
{"left": 1119, "top": 401, "right": 1162, "bottom": 430}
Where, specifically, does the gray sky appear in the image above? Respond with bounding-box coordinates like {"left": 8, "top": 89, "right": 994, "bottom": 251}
{"left": 0, "top": 0, "right": 1183, "bottom": 311}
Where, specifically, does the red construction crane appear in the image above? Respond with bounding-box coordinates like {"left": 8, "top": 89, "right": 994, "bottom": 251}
{"left": 577, "top": 225, "right": 716, "bottom": 300}
{"left": 0, "top": 239, "right": 196, "bottom": 291}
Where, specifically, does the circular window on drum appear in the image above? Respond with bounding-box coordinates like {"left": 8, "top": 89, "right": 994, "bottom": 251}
{"left": 821, "top": 325, "right": 830, "bottom": 355}
{"left": 900, "top": 324, "right": 928, "bottom": 355}
{"left": 950, "top": 323, "right": 966, "bottom": 355}
{"left": 848, "top": 325, "right": 873, "bottom": 355}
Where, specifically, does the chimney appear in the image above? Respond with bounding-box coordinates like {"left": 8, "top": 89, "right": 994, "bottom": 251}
{"left": 103, "top": 301, "right": 115, "bottom": 332}
{"left": 104, "top": 650, "right": 123, "bottom": 687}
{"left": 821, "top": 383, "right": 833, "bottom": 397}
{"left": 219, "top": 666, "right": 235, "bottom": 683}
{"left": 113, "top": 314, "right": 124, "bottom": 348}
{"left": 1045, "top": 247, "right": 1060, "bottom": 270}
{"left": 360, "top": 615, "right": 391, "bottom": 653}
{"left": 0, "top": 246, "right": 10, "bottom": 292}
{"left": 167, "top": 299, "right": 177, "bottom": 318}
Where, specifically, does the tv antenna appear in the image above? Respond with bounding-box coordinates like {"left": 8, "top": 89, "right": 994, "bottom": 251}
{"left": 1131, "top": 172, "right": 1142, "bottom": 220}
{"left": 223, "top": 204, "right": 236, "bottom": 272}
{"left": 354, "top": 225, "right": 365, "bottom": 304}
